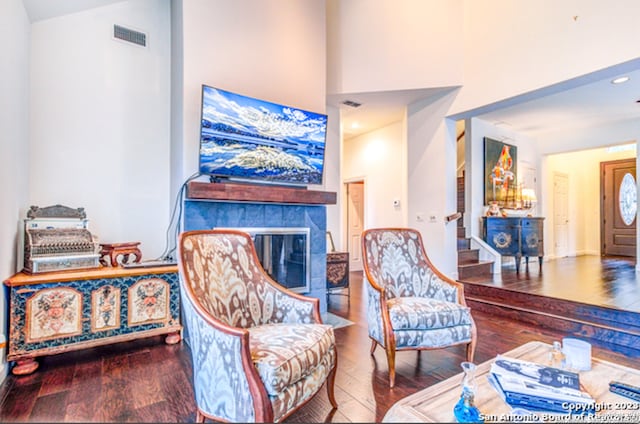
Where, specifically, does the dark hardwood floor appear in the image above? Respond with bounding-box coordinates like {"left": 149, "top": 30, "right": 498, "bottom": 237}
{"left": 1, "top": 268, "right": 639, "bottom": 423}
{"left": 472, "top": 255, "right": 640, "bottom": 312}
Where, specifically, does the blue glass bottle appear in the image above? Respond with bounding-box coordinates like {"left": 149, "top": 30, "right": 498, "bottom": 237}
{"left": 453, "top": 362, "right": 484, "bottom": 423}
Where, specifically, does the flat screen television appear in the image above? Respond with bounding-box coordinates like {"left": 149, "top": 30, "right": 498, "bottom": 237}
{"left": 198, "top": 85, "right": 328, "bottom": 186}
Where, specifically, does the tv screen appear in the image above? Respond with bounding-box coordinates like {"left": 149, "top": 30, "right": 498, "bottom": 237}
{"left": 199, "top": 85, "right": 328, "bottom": 186}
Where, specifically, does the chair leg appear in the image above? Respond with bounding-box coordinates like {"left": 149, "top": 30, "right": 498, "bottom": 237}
{"left": 195, "top": 409, "right": 205, "bottom": 423}
{"left": 326, "top": 364, "right": 338, "bottom": 409}
{"left": 370, "top": 339, "right": 377, "bottom": 355}
{"left": 466, "top": 339, "right": 476, "bottom": 363}
{"left": 386, "top": 347, "right": 396, "bottom": 388}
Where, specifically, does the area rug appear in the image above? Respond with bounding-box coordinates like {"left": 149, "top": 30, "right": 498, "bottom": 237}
{"left": 322, "top": 312, "right": 355, "bottom": 329}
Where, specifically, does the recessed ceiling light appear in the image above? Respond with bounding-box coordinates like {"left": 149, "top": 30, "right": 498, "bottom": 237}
{"left": 351, "top": 122, "right": 360, "bottom": 129}
{"left": 611, "top": 76, "right": 630, "bottom": 84}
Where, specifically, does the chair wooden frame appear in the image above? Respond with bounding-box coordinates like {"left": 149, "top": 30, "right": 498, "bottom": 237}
{"left": 362, "top": 227, "right": 478, "bottom": 388}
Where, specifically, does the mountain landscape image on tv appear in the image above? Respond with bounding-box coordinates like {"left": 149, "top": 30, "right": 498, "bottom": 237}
{"left": 199, "top": 85, "right": 328, "bottom": 185}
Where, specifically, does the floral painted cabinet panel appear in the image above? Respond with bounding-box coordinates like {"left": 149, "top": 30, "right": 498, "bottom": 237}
{"left": 4, "top": 266, "right": 181, "bottom": 375}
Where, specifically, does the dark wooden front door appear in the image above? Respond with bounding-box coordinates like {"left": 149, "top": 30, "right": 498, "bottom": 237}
{"left": 601, "top": 158, "right": 636, "bottom": 257}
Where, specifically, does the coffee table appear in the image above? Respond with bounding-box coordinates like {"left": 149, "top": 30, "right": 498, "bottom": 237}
{"left": 383, "top": 341, "right": 640, "bottom": 422}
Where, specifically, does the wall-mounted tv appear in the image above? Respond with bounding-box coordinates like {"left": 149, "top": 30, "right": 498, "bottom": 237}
{"left": 199, "top": 85, "right": 328, "bottom": 186}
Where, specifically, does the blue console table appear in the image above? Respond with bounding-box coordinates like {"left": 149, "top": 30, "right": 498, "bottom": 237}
{"left": 482, "top": 216, "right": 545, "bottom": 273}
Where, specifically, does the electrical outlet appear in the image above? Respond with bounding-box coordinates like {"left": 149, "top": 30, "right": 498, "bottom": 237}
{"left": 416, "top": 212, "right": 425, "bottom": 222}
{"left": 429, "top": 213, "right": 437, "bottom": 223}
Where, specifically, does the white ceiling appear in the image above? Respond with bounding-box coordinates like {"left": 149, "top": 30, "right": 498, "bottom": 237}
{"left": 327, "top": 87, "right": 453, "bottom": 139}
{"left": 473, "top": 68, "right": 640, "bottom": 139}
{"left": 22, "top": 1, "right": 640, "bottom": 143}
{"left": 22, "top": 0, "right": 125, "bottom": 22}
{"left": 334, "top": 61, "right": 640, "bottom": 141}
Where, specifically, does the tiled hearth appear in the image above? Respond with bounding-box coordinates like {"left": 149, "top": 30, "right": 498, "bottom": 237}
{"left": 183, "top": 199, "right": 329, "bottom": 312}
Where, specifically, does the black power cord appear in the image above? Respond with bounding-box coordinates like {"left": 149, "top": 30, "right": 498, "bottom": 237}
{"left": 156, "top": 171, "right": 202, "bottom": 262}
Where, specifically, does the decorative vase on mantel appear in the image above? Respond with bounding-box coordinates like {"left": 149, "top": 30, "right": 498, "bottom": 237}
{"left": 453, "top": 362, "right": 484, "bottom": 423}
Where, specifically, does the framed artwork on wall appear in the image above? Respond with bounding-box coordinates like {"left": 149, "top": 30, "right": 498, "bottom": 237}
{"left": 484, "top": 137, "right": 518, "bottom": 206}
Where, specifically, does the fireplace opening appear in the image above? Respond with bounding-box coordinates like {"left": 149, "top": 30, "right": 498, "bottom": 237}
{"left": 220, "top": 227, "right": 311, "bottom": 293}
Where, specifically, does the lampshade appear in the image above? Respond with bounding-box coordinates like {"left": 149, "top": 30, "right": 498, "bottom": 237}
{"left": 521, "top": 188, "right": 537, "bottom": 202}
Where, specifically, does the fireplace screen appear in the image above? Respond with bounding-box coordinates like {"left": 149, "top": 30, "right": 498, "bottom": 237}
{"left": 223, "top": 227, "right": 311, "bottom": 293}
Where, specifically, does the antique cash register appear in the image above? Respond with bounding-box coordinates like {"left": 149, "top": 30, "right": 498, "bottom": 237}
{"left": 21, "top": 204, "right": 101, "bottom": 273}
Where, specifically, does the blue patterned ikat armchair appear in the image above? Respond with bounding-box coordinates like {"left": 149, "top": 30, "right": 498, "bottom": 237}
{"left": 178, "top": 229, "right": 338, "bottom": 423}
{"left": 362, "top": 228, "right": 477, "bottom": 387}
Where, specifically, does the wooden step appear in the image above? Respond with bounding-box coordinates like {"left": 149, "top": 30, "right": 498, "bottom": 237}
{"left": 457, "top": 226, "right": 465, "bottom": 238}
{"left": 462, "top": 281, "right": 640, "bottom": 354}
{"left": 458, "top": 249, "right": 479, "bottom": 264}
{"left": 457, "top": 238, "right": 471, "bottom": 250}
{"left": 457, "top": 261, "right": 493, "bottom": 280}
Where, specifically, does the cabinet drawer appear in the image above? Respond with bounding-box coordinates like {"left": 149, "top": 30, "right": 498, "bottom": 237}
{"left": 521, "top": 218, "right": 542, "bottom": 231}
{"left": 485, "top": 220, "right": 519, "bottom": 232}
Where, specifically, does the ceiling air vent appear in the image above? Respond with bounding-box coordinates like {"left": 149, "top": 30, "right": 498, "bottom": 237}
{"left": 341, "top": 100, "right": 362, "bottom": 108}
{"left": 113, "top": 24, "right": 147, "bottom": 47}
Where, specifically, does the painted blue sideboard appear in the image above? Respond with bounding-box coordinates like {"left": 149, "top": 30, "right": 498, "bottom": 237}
{"left": 482, "top": 216, "right": 545, "bottom": 273}
{"left": 4, "top": 265, "right": 181, "bottom": 375}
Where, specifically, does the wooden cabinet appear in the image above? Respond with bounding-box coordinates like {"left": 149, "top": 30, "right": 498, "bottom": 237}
{"left": 3, "top": 265, "right": 181, "bottom": 375}
{"left": 482, "top": 217, "right": 544, "bottom": 273}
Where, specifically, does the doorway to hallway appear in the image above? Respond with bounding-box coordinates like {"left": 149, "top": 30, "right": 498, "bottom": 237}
{"left": 346, "top": 181, "right": 364, "bottom": 272}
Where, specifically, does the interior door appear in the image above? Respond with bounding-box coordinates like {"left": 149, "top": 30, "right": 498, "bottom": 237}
{"left": 553, "top": 173, "right": 569, "bottom": 258}
{"left": 346, "top": 181, "right": 364, "bottom": 271}
{"left": 601, "top": 158, "right": 637, "bottom": 257}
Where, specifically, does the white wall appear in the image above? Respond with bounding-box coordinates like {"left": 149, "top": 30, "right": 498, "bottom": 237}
{"left": 454, "top": 0, "right": 640, "bottom": 115}
{"left": 544, "top": 145, "right": 636, "bottom": 258}
{"left": 170, "top": 0, "right": 185, "bottom": 201}
{"left": 466, "top": 118, "right": 541, "bottom": 236}
{"left": 327, "top": 0, "right": 464, "bottom": 95}
{"left": 177, "top": 0, "right": 327, "bottom": 186}
{"left": 324, "top": 105, "right": 343, "bottom": 249}
{"left": 343, "top": 121, "right": 408, "bottom": 231}
{"left": 29, "top": 0, "right": 171, "bottom": 259}
{"left": 0, "top": 0, "right": 30, "bottom": 383}
{"left": 407, "top": 90, "right": 460, "bottom": 274}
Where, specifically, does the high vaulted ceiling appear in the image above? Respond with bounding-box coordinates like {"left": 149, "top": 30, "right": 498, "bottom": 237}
{"left": 23, "top": 1, "right": 640, "bottom": 144}
{"left": 330, "top": 61, "right": 640, "bottom": 141}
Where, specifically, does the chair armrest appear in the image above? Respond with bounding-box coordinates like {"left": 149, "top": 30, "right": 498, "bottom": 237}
{"left": 181, "top": 292, "right": 273, "bottom": 423}
{"left": 422, "top": 259, "right": 467, "bottom": 305}
{"left": 262, "top": 275, "right": 322, "bottom": 324}
{"left": 363, "top": 269, "right": 392, "bottom": 346}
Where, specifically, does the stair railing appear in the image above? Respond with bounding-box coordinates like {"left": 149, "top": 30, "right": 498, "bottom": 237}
{"left": 470, "top": 235, "right": 502, "bottom": 278}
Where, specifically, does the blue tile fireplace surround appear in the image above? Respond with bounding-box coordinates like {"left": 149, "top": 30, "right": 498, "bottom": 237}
{"left": 183, "top": 182, "right": 337, "bottom": 313}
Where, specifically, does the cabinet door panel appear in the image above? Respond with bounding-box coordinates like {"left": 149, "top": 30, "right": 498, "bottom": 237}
{"left": 521, "top": 218, "right": 544, "bottom": 256}
{"left": 485, "top": 218, "right": 521, "bottom": 256}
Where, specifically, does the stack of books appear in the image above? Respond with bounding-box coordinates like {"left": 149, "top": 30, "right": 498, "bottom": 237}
{"left": 488, "top": 355, "right": 595, "bottom": 414}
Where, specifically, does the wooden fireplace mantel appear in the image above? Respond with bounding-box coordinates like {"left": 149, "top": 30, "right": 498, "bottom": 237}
{"left": 186, "top": 181, "right": 337, "bottom": 205}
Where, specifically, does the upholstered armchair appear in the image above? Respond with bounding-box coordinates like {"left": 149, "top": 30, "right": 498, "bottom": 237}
{"left": 362, "top": 228, "right": 477, "bottom": 387}
{"left": 178, "top": 229, "right": 338, "bottom": 423}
